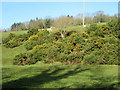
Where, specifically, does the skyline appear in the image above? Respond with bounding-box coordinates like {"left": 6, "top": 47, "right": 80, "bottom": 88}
{"left": 1, "top": 2, "right": 118, "bottom": 29}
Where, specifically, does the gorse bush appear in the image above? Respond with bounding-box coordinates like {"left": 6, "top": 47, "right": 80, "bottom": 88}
{"left": 13, "top": 53, "right": 38, "bottom": 65}
{"left": 12, "top": 19, "right": 119, "bottom": 65}
{"left": 24, "top": 29, "right": 51, "bottom": 50}
{"left": 18, "top": 33, "right": 29, "bottom": 41}
{"left": 2, "top": 33, "right": 16, "bottom": 44}
{"left": 13, "top": 53, "right": 29, "bottom": 65}
{"left": 27, "top": 28, "right": 39, "bottom": 37}
{"left": 3, "top": 33, "right": 29, "bottom": 48}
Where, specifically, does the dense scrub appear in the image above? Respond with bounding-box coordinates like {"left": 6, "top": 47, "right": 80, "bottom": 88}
{"left": 3, "top": 19, "right": 119, "bottom": 65}
{"left": 2, "top": 33, "right": 28, "bottom": 48}
{"left": 2, "top": 29, "right": 38, "bottom": 48}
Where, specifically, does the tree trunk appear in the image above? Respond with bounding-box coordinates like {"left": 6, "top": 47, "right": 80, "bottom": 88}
{"left": 61, "top": 32, "right": 64, "bottom": 38}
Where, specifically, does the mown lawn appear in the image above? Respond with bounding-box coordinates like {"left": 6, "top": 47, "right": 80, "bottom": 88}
{"left": 2, "top": 65, "right": 119, "bottom": 89}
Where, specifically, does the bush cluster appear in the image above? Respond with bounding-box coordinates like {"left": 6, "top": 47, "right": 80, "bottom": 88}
{"left": 3, "top": 33, "right": 28, "bottom": 48}
{"left": 13, "top": 53, "right": 38, "bottom": 65}
{"left": 13, "top": 19, "right": 119, "bottom": 65}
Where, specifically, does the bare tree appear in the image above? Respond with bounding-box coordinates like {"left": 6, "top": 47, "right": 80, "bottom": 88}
{"left": 52, "top": 16, "right": 74, "bottom": 38}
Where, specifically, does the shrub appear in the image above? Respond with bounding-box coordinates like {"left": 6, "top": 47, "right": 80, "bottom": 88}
{"left": 29, "top": 43, "right": 59, "bottom": 63}
{"left": 4, "top": 36, "right": 26, "bottom": 48}
{"left": 87, "top": 23, "right": 98, "bottom": 32}
{"left": 18, "top": 33, "right": 29, "bottom": 41}
{"left": 24, "top": 41, "right": 37, "bottom": 50}
{"left": 107, "top": 19, "right": 119, "bottom": 38}
{"left": 2, "top": 33, "right": 16, "bottom": 44}
{"left": 56, "top": 53, "right": 68, "bottom": 63}
{"left": 27, "top": 28, "right": 39, "bottom": 37}
{"left": 25, "top": 30, "right": 51, "bottom": 50}
{"left": 3, "top": 33, "right": 28, "bottom": 48}
{"left": 49, "top": 31, "right": 61, "bottom": 40}
{"left": 13, "top": 53, "right": 38, "bottom": 65}
{"left": 28, "top": 34, "right": 38, "bottom": 41}
{"left": 13, "top": 19, "right": 119, "bottom": 65}
{"left": 13, "top": 53, "right": 28, "bottom": 65}
{"left": 83, "top": 50, "right": 102, "bottom": 64}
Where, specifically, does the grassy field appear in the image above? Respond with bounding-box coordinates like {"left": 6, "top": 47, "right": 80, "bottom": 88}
{"left": 2, "top": 31, "right": 119, "bottom": 89}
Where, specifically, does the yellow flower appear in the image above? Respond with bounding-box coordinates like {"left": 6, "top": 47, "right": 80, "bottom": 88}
{"left": 28, "top": 35, "right": 38, "bottom": 41}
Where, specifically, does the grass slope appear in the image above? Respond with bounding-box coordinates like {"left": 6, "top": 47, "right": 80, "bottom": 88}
{"left": 2, "top": 30, "right": 27, "bottom": 39}
{"left": 2, "top": 44, "right": 27, "bottom": 66}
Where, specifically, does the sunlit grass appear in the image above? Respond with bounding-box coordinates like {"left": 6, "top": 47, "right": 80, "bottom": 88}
{"left": 2, "top": 30, "right": 27, "bottom": 39}
{"left": 2, "top": 44, "right": 27, "bottom": 66}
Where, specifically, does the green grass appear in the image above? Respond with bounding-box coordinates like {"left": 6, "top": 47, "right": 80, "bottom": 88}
{"left": 2, "top": 44, "right": 27, "bottom": 66}
{"left": 66, "top": 26, "right": 86, "bottom": 32}
{"left": 2, "top": 30, "right": 28, "bottom": 39}
{"left": 2, "top": 65, "right": 119, "bottom": 89}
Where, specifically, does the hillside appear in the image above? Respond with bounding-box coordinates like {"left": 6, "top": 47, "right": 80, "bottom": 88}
{"left": 2, "top": 19, "right": 119, "bottom": 89}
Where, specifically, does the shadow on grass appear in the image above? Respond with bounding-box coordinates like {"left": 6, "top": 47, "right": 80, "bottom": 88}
{"left": 88, "top": 66, "right": 120, "bottom": 90}
{"left": 2, "top": 66, "right": 119, "bottom": 89}
{"left": 2, "top": 66, "right": 89, "bottom": 89}
{"left": 89, "top": 76, "right": 120, "bottom": 90}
